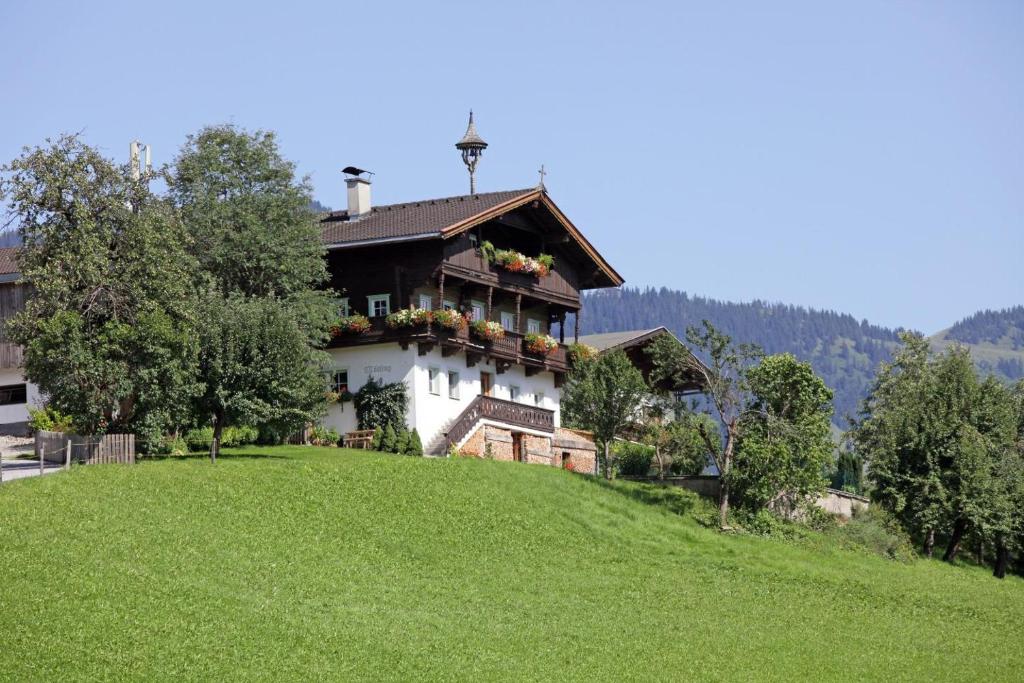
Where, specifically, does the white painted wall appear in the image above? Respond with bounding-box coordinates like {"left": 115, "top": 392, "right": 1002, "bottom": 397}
{"left": 0, "top": 368, "right": 40, "bottom": 429}
{"left": 321, "top": 343, "right": 417, "bottom": 436}
{"left": 410, "top": 347, "right": 559, "bottom": 451}
{"left": 319, "top": 341, "right": 561, "bottom": 453}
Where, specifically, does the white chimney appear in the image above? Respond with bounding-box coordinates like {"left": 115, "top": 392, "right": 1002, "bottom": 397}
{"left": 346, "top": 176, "right": 371, "bottom": 217}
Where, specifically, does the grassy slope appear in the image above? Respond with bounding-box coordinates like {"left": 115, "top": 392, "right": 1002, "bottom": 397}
{"left": 930, "top": 327, "right": 1024, "bottom": 377}
{"left": 1, "top": 447, "right": 1021, "bottom": 681}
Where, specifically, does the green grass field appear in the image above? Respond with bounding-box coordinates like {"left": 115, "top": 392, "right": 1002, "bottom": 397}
{"left": 1, "top": 447, "right": 1022, "bottom": 681}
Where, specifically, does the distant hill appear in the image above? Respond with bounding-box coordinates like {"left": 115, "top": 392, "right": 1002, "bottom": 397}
{"left": 930, "top": 306, "right": 1024, "bottom": 381}
{"left": 580, "top": 288, "right": 1023, "bottom": 426}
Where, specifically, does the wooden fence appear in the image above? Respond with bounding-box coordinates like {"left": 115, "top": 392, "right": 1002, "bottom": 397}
{"left": 36, "top": 430, "right": 135, "bottom": 466}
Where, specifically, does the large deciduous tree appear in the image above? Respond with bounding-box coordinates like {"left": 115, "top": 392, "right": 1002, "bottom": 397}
{"left": 1, "top": 135, "right": 198, "bottom": 449}
{"left": 561, "top": 349, "right": 647, "bottom": 479}
{"left": 853, "top": 334, "right": 1024, "bottom": 571}
{"left": 169, "top": 125, "right": 336, "bottom": 461}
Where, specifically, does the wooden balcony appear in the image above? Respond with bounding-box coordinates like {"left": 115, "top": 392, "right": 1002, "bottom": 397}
{"left": 327, "top": 318, "right": 571, "bottom": 375}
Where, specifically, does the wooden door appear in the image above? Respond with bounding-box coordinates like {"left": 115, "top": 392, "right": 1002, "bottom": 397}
{"left": 512, "top": 432, "right": 523, "bottom": 462}
{"left": 480, "top": 371, "right": 493, "bottom": 397}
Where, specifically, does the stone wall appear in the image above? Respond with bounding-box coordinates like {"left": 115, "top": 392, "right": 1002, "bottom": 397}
{"left": 456, "top": 424, "right": 599, "bottom": 474}
{"left": 815, "top": 488, "right": 870, "bottom": 519}
{"left": 553, "top": 428, "right": 597, "bottom": 474}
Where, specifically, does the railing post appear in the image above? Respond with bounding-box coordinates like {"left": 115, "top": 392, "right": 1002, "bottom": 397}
{"left": 65, "top": 440, "right": 71, "bottom": 470}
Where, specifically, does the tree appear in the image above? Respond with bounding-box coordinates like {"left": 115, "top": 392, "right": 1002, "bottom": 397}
{"left": 640, "top": 404, "right": 716, "bottom": 479}
{"left": 169, "top": 125, "right": 336, "bottom": 461}
{"left": 647, "top": 321, "right": 762, "bottom": 528}
{"left": 561, "top": 349, "right": 648, "bottom": 480}
{"left": 853, "top": 335, "right": 1023, "bottom": 567}
{"left": 1, "top": 135, "right": 198, "bottom": 450}
{"left": 732, "top": 353, "right": 834, "bottom": 514}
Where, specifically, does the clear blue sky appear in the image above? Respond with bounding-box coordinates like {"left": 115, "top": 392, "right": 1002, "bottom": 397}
{"left": 2, "top": 0, "right": 1020, "bottom": 333}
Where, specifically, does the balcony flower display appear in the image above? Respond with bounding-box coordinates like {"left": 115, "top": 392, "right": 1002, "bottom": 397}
{"left": 479, "top": 240, "right": 554, "bottom": 277}
{"left": 432, "top": 308, "right": 468, "bottom": 331}
{"left": 524, "top": 332, "right": 559, "bottom": 355}
{"left": 331, "top": 314, "right": 371, "bottom": 336}
{"left": 471, "top": 319, "right": 506, "bottom": 341}
{"left": 385, "top": 307, "right": 432, "bottom": 329}
{"left": 568, "top": 342, "right": 599, "bottom": 365}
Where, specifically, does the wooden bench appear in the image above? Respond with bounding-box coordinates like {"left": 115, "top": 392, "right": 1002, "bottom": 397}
{"left": 344, "top": 429, "right": 376, "bottom": 449}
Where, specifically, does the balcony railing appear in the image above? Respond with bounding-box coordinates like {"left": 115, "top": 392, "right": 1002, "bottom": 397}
{"left": 328, "top": 318, "right": 571, "bottom": 373}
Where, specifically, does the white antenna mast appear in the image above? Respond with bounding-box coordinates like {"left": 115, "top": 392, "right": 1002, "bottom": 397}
{"left": 129, "top": 139, "right": 152, "bottom": 181}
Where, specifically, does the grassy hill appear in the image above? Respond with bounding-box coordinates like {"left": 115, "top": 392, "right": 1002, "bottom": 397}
{"left": 1, "top": 447, "right": 1022, "bottom": 680}
{"left": 580, "top": 289, "right": 1023, "bottom": 426}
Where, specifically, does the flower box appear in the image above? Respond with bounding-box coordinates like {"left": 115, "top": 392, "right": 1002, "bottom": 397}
{"left": 385, "top": 307, "right": 432, "bottom": 329}
{"left": 432, "top": 308, "right": 467, "bottom": 331}
{"left": 471, "top": 319, "right": 506, "bottom": 342}
{"left": 524, "top": 333, "right": 559, "bottom": 355}
{"left": 568, "top": 342, "right": 599, "bottom": 365}
{"left": 479, "top": 241, "right": 554, "bottom": 277}
{"left": 331, "top": 314, "right": 371, "bottom": 336}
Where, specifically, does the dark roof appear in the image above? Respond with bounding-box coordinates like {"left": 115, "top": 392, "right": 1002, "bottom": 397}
{"left": 0, "top": 248, "right": 20, "bottom": 276}
{"left": 320, "top": 189, "right": 535, "bottom": 247}
{"left": 578, "top": 328, "right": 666, "bottom": 352}
{"left": 580, "top": 327, "right": 706, "bottom": 393}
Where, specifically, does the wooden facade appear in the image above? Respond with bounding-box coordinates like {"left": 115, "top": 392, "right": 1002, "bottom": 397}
{"left": 0, "top": 283, "right": 26, "bottom": 369}
{"left": 324, "top": 199, "right": 615, "bottom": 380}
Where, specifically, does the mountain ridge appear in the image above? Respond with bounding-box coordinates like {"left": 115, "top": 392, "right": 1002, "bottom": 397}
{"left": 580, "top": 288, "right": 1024, "bottom": 425}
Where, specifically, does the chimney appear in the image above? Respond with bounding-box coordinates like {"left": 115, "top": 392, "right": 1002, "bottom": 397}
{"left": 342, "top": 167, "right": 373, "bottom": 217}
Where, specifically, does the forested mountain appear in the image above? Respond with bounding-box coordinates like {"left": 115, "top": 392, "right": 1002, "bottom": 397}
{"left": 580, "top": 288, "right": 1024, "bottom": 426}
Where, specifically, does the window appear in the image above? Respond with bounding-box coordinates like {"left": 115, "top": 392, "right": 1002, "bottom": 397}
{"left": 442, "top": 299, "right": 456, "bottom": 311}
{"left": 448, "top": 371, "right": 460, "bottom": 399}
{"left": 418, "top": 294, "right": 433, "bottom": 310}
{"left": 509, "top": 385, "right": 520, "bottom": 402}
{"left": 428, "top": 367, "right": 441, "bottom": 395}
{"left": 500, "top": 312, "right": 516, "bottom": 331}
{"left": 330, "top": 369, "right": 349, "bottom": 394}
{"left": 339, "top": 298, "right": 350, "bottom": 317}
{"left": 469, "top": 233, "right": 479, "bottom": 250}
{"left": 527, "top": 318, "right": 541, "bottom": 334}
{"left": 0, "top": 384, "right": 26, "bottom": 406}
{"left": 367, "top": 294, "right": 390, "bottom": 317}
{"left": 534, "top": 392, "right": 544, "bottom": 407}
{"left": 471, "top": 300, "right": 485, "bottom": 321}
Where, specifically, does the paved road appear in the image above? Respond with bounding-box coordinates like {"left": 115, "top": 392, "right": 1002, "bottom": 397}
{"left": 0, "top": 459, "right": 64, "bottom": 482}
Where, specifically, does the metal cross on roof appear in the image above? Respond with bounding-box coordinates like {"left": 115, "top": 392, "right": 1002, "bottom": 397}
{"left": 537, "top": 164, "right": 547, "bottom": 190}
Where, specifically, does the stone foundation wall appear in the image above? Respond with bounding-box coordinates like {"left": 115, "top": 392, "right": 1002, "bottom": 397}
{"left": 456, "top": 423, "right": 599, "bottom": 474}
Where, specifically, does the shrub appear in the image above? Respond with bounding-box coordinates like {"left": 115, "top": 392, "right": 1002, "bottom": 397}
{"left": 354, "top": 377, "right": 408, "bottom": 432}
{"left": 406, "top": 429, "right": 423, "bottom": 456}
{"left": 614, "top": 441, "right": 654, "bottom": 476}
{"left": 27, "top": 406, "right": 74, "bottom": 434}
{"left": 184, "top": 426, "right": 214, "bottom": 451}
{"left": 370, "top": 427, "right": 383, "bottom": 451}
{"left": 310, "top": 425, "right": 340, "bottom": 447}
{"left": 395, "top": 427, "right": 410, "bottom": 454}
{"left": 837, "top": 506, "right": 916, "bottom": 562}
{"left": 380, "top": 424, "right": 398, "bottom": 453}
